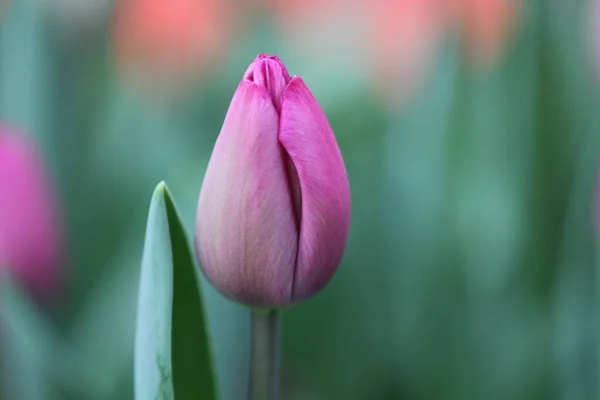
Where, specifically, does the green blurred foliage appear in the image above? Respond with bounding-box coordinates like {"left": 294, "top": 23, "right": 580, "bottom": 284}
{"left": 1, "top": 0, "right": 600, "bottom": 399}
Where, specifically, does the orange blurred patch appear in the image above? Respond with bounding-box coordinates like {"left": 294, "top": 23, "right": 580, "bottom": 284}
{"left": 112, "top": 0, "right": 232, "bottom": 92}
{"left": 454, "top": 0, "right": 520, "bottom": 66}
{"left": 261, "top": 0, "right": 364, "bottom": 47}
{"left": 367, "top": 0, "right": 448, "bottom": 104}
{"left": 0, "top": 0, "right": 7, "bottom": 18}
{"left": 260, "top": 0, "right": 342, "bottom": 25}
{"left": 366, "top": 0, "right": 520, "bottom": 105}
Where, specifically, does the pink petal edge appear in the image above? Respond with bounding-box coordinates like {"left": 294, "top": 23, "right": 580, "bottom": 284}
{"left": 279, "top": 77, "right": 351, "bottom": 302}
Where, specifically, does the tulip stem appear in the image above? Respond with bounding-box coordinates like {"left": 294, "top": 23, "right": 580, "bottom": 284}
{"left": 249, "top": 309, "right": 280, "bottom": 400}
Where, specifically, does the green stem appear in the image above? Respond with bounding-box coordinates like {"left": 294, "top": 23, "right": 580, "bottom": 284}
{"left": 249, "top": 309, "right": 280, "bottom": 400}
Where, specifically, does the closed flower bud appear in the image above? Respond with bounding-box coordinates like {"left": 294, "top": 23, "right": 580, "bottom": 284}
{"left": 195, "top": 54, "right": 351, "bottom": 308}
{"left": 0, "top": 126, "right": 63, "bottom": 298}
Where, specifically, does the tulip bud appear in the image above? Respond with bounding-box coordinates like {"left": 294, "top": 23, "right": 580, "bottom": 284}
{"left": 195, "top": 54, "right": 351, "bottom": 308}
{"left": 0, "top": 126, "right": 63, "bottom": 298}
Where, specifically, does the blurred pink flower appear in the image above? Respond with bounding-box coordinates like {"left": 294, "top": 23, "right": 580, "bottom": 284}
{"left": 111, "top": 0, "right": 233, "bottom": 92}
{"left": 0, "top": 126, "right": 63, "bottom": 299}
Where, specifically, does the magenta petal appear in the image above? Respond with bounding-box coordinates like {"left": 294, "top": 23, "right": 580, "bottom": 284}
{"left": 0, "top": 129, "right": 63, "bottom": 298}
{"left": 243, "top": 53, "right": 291, "bottom": 84}
{"left": 195, "top": 81, "right": 298, "bottom": 307}
{"left": 279, "top": 77, "right": 351, "bottom": 301}
{"left": 243, "top": 54, "right": 291, "bottom": 111}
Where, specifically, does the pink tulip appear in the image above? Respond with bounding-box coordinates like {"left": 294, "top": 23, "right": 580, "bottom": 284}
{"left": 195, "top": 54, "right": 351, "bottom": 308}
{"left": 0, "top": 126, "right": 63, "bottom": 298}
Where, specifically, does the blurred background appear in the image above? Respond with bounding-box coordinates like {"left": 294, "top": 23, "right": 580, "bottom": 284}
{"left": 1, "top": 0, "right": 600, "bottom": 398}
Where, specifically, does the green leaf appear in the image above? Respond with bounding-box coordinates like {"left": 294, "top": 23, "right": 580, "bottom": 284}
{"left": 135, "top": 182, "right": 217, "bottom": 400}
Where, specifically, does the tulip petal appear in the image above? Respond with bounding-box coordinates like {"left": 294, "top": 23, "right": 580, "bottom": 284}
{"left": 195, "top": 81, "right": 298, "bottom": 307}
{"left": 243, "top": 54, "right": 291, "bottom": 111}
{"left": 279, "top": 77, "right": 351, "bottom": 301}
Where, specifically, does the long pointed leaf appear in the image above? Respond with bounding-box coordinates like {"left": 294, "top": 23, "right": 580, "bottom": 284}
{"left": 135, "top": 182, "right": 216, "bottom": 400}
